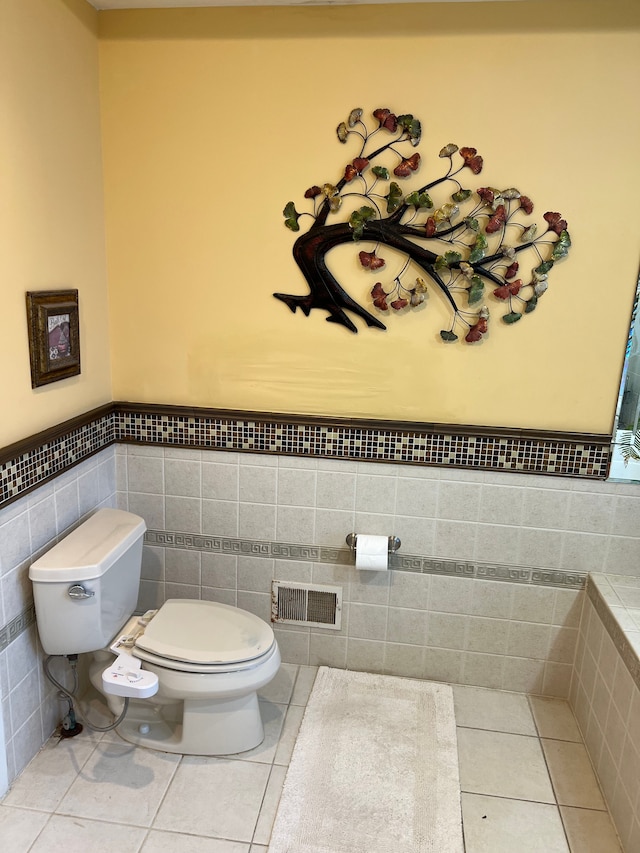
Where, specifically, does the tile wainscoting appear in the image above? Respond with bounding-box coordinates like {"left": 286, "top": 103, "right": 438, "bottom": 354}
{"left": 0, "top": 403, "right": 612, "bottom": 511}
{"left": 144, "top": 529, "right": 587, "bottom": 589}
{"left": 0, "top": 447, "right": 117, "bottom": 786}
{"left": 1, "top": 406, "right": 638, "bottom": 840}
{"left": 138, "top": 526, "right": 584, "bottom": 699}
{"left": 570, "top": 577, "right": 640, "bottom": 851}
{"left": 114, "top": 441, "right": 640, "bottom": 699}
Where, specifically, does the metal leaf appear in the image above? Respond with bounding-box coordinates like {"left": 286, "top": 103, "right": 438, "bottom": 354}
{"left": 359, "top": 250, "right": 385, "bottom": 270}
{"left": 349, "top": 206, "right": 376, "bottom": 241}
{"left": 468, "top": 233, "right": 487, "bottom": 263}
{"left": 520, "top": 195, "right": 534, "bottom": 214}
{"left": 485, "top": 205, "right": 507, "bottom": 234}
{"left": 371, "top": 165, "right": 390, "bottom": 180}
{"left": 459, "top": 262, "right": 475, "bottom": 280}
{"left": 348, "top": 108, "right": 363, "bottom": 128}
{"left": 503, "top": 312, "right": 522, "bottom": 324}
{"left": 435, "top": 251, "right": 461, "bottom": 270}
{"left": 440, "top": 330, "right": 458, "bottom": 342}
{"left": 465, "top": 316, "right": 488, "bottom": 343}
{"left": 283, "top": 201, "right": 300, "bottom": 232}
{"left": 535, "top": 260, "right": 554, "bottom": 276}
{"left": 386, "top": 182, "right": 403, "bottom": 213}
{"left": 397, "top": 114, "right": 422, "bottom": 146}
{"left": 373, "top": 108, "right": 398, "bottom": 133}
{"left": 459, "top": 147, "right": 483, "bottom": 174}
{"left": 371, "top": 282, "right": 389, "bottom": 311}
{"left": 323, "top": 183, "right": 342, "bottom": 213}
{"left": 434, "top": 203, "right": 459, "bottom": 223}
{"left": 551, "top": 230, "right": 571, "bottom": 260}
{"left": 544, "top": 211, "right": 568, "bottom": 234}
{"left": 439, "top": 143, "right": 459, "bottom": 158}
{"left": 551, "top": 240, "right": 570, "bottom": 261}
{"left": 467, "top": 277, "right": 485, "bottom": 306}
{"left": 452, "top": 189, "right": 472, "bottom": 203}
{"left": 405, "top": 190, "right": 433, "bottom": 209}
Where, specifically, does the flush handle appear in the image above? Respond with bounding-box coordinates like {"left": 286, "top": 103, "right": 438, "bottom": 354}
{"left": 67, "top": 584, "right": 95, "bottom": 600}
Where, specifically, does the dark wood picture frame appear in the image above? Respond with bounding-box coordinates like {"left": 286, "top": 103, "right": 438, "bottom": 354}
{"left": 26, "top": 289, "right": 81, "bottom": 388}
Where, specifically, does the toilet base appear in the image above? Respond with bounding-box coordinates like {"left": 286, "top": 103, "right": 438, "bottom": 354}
{"left": 115, "top": 691, "right": 265, "bottom": 755}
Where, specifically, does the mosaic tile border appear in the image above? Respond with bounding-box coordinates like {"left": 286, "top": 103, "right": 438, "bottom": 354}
{"left": 0, "top": 402, "right": 612, "bottom": 511}
{"left": 586, "top": 575, "right": 640, "bottom": 690}
{"left": 145, "top": 529, "right": 587, "bottom": 591}
{"left": 115, "top": 404, "right": 610, "bottom": 479}
{"left": 0, "top": 405, "right": 114, "bottom": 507}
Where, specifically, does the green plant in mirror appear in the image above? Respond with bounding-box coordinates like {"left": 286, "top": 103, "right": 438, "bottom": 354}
{"left": 276, "top": 106, "right": 571, "bottom": 342}
{"left": 618, "top": 430, "right": 640, "bottom": 464}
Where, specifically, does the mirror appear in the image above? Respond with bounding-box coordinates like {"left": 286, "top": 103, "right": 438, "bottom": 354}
{"left": 609, "top": 271, "right": 640, "bottom": 481}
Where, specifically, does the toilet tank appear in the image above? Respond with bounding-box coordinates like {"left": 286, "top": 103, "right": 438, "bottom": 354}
{"left": 29, "top": 508, "right": 147, "bottom": 656}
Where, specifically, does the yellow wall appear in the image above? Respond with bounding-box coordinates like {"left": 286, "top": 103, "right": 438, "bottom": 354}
{"left": 2, "top": 1, "right": 640, "bottom": 450}
{"left": 100, "top": 1, "right": 640, "bottom": 433}
{"left": 1, "top": 0, "right": 112, "bottom": 447}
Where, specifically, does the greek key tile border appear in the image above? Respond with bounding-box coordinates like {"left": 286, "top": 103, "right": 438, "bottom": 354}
{"left": 0, "top": 541, "right": 586, "bottom": 655}
{"left": 0, "top": 603, "right": 36, "bottom": 654}
{"left": 0, "top": 402, "right": 612, "bottom": 511}
{"left": 586, "top": 576, "right": 640, "bottom": 690}
{"left": 145, "top": 529, "right": 587, "bottom": 591}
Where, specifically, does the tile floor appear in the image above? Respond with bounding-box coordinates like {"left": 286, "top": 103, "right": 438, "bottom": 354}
{"left": 0, "top": 664, "right": 624, "bottom": 852}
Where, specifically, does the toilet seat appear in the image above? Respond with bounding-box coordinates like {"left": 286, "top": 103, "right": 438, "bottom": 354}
{"left": 131, "top": 599, "right": 276, "bottom": 673}
{"left": 132, "top": 639, "right": 279, "bottom": 674}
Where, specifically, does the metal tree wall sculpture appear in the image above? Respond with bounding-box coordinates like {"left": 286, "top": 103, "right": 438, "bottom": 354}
{"left": 275, "top": 107, "right": 571, "bottom": 342}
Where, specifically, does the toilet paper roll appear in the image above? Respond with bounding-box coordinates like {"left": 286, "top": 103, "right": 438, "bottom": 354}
{"left": 355, "top": 534, "right": 389, "bottom": 571}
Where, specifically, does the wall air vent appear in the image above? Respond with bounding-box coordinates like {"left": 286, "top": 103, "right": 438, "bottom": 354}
{"left": 271, "top": 581, "right": 342, "bottom": 630}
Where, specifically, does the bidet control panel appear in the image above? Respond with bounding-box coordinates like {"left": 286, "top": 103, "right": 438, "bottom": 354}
{"left": 102, "top": 651, "right": 159, "bottom": 698}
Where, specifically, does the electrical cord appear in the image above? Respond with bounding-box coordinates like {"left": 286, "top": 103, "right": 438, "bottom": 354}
{"left": 44, "top": 654, "right": 130, "bottom": 733}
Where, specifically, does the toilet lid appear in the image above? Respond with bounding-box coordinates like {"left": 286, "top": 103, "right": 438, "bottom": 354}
{"left": 134, "top": 599, "right": 274, "bottom": 665}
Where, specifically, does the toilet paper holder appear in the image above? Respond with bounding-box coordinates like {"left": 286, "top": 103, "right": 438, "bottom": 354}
{"left": 346, "top": 533, "right": 401, "bottom": 553}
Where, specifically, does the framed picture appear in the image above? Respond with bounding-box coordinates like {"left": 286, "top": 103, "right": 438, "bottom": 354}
{"left": 26, "top": 289, "right": 81, "bottom": 388}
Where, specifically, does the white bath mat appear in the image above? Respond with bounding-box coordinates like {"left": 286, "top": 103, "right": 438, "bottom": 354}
{"left": 269, "top": 667, "right": 463, "bottom": 853}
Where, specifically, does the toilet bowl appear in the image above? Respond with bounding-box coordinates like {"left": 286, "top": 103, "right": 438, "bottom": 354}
{"left": 29, "top": 508, "right": 281, "bottom": 756}
{"left": 91, "top": 598, "right": 281, "bottom": 755}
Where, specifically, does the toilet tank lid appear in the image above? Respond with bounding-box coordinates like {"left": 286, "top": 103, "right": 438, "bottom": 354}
{"left": 29, "top": 509, "right": 146, "bottom": 583}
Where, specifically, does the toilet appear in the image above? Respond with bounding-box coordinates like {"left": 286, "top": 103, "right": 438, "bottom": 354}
{"left": 29, "top": 508, "right": 281, "bottom": 755}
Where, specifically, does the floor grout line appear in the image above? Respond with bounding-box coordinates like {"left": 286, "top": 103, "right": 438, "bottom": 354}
{"left": 2, "top": 669, "right": 623, "bottom": 853}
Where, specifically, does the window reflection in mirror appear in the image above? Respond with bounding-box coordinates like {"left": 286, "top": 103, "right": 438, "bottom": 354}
{"left": 610, "top": 271, "right": 640, "bottom": 482}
